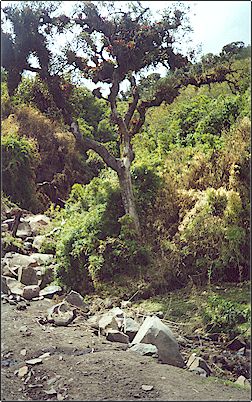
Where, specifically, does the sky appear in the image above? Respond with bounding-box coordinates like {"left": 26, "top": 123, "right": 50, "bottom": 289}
{"left": 1, "top": 1, "right": 251, "bottom": 91}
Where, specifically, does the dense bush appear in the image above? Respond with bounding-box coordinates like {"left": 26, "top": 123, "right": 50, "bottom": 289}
{"left": 44, "top": 172, "right": 150, "bottom": 293}
{"left": 202, "top": 294, "right": 250, "bottom": 335}
{"left": 1, "top": 117, "right": 41, "bottom": 210}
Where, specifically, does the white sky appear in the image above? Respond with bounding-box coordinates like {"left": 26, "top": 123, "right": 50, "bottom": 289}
{"left": 1, "top": 1, "right": 251, "bottom": 92}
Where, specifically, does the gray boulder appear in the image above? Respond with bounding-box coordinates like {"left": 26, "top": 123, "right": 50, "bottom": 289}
{"left": 39, "top": 284, "right": 62, "bottom": 298}
{"left": 47, "top": 301, "right": 75, "bottom": 326}
{"left": 18, "top": 266, "right": 41, "bottom": 286}
{"left": 29, "top": 253, "right": 54, "bottom": 266}
{"left": 23, "top": 285, "right": 40, "bottom": 300}
{"left": 3, "top": 277, "right": 25, "bottom": 295}
{"left": 187, "top": 353, "right": 211, "bottom": 376}
{"left": 65, "top": 290, "right": 89, "bottom": 312}
{"left": 16, "top": 221, "right": 32, "bottom": 239}
{"left": 106, "top": 329, "right": 129, "bottom": 344}
{"left": 98, "top": 307, "right": 125, "bottom": 334}
{"left": 131, "top": 316, "right": 185, "bottom": 368}
{"left": 32, "top": 235, "right": 46, "bottom": 251}
{"left": 129, "top": 343, "right": 158, "bottom": 356}
{"left": 123, "top": 317, "right": 140, "bottom": 342}
{"left": 23, "top": 214, "right": 50, "bottom": 235}
{"left": 3, "top": 252, "right": 38, "bottom": 271}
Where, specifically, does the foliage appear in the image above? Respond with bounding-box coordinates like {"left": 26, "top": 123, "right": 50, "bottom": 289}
{"left": 202, "top": 294, "right": 250, "bottom": 335}
{"left": 43, "top": 170, "right": 152, "bottom": 292}
{"left": 1, "top": 117, "right": 41, "bottom": 210}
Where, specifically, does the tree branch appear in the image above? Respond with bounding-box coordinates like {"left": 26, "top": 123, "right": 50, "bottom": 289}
{"left": 125, "top": 74, "right": 139, "bottom": 129}
{"left": 70, "top": 122, "right": 121, "bottom": 172}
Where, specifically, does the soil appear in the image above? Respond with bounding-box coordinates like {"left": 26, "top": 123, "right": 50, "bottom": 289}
{"left": 1, "top": 298, "right": 251, "bottom": 401}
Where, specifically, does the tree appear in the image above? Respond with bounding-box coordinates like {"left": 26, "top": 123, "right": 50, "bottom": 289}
{"left": 1, "top": 1, "right": 239, "bottom": 235}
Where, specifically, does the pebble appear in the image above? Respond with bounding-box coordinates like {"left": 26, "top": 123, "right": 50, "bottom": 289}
{"left": 20, "top": 349, "right": 27, "bottom": 356}
{"left": 18, "top": 366, "right": 28, "bottom": 378}
{"left": 141, "top": 385, "right": 154, "bottom": 391}
{"left": 25, "top": 358, "right": 42, "bottom": 365}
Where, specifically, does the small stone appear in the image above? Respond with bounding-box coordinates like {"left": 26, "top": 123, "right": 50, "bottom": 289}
{"left": 25, "top": 358, "right": 42, "bottom": 365}
{"left": 38, "top": 352, "right": 50, "bottom": 360}
{"left": 20, "top": 349, "right": 27, "bottom": 356}
{"left": 57, "top": 393, "right": 64, "bottom": 401}
{"left": 18, "top": 366, "right": 28, "bottom": 378}
{"left": 44, "top": 388, "right": 57, "bottom": 395}
{"left": 235, "top": 375, "right": 251, "bottom": 388}
{"left": 141, "top": 385, "right": 154, "bottom": 391}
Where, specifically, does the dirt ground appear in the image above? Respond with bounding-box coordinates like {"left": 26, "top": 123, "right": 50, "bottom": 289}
{"left": 1, "top": 299, "right": 251, "bottom": 401}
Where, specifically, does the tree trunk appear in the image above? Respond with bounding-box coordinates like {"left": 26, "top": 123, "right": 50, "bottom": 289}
{"left": 118, "top": 161, "right": 141, "bottom": 236}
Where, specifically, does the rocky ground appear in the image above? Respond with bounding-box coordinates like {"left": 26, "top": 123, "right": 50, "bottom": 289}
{"left": 1, "top": 298, "right": 251, "bottom": 402}
{"left": 1, "top": 204, "right": 251, "bottom": 401}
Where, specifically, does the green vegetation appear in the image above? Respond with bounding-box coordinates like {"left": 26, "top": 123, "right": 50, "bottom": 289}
{"left": 1, "top": 1, "right": 250, "bottom": 323}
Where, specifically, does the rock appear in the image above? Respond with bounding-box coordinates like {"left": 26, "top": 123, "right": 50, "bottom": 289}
{"left": 124, "top": 317, "right": 140, "bottom": 342}
{"left": 65, "top": 290, "right": 89, "bottom": 312}
{"left": 1, "top": 223, "right": 9, "bottom": 232}
{"left": 16, "top": 221, "right": 32, "bottom": 239}
{"left": 98, "top": 307, "right": 125, "bottom": 334}
{"left": 4, "top": 277, "right": 25, "bottom": 296}
{"left": 39, "top": 284, "right": 62, "bottom": 298}
{"left": 104, "top": 298, "right": 114, "bottom": 309}
{"left": 120, "top": 300, "right": 132, "bottom": 308}
{"left": 131, "top": 316, "right": 185, "bottom": 368}
{"left": 39, "top": 265, "right": 56, "bottom": 289}
{"left": 47, "top": 301, "right": 76, "bottom": 326}
{"left": 190, "top": 367, "right": 208, "bottom": 377}
{"left": 18, "top": 266, "right": 41, "bottom": 286}
{"left": 32, "top": 235, "right": 46, "bottom": 251}
{"left": 23, "top": 214, "right": 50, "bottom": 235}
{"left": 4, "top": 252, "right": 38, "bottom": 272}
{"left": 18, "top": 366, "right": 29, "bottom": 378}
{"left": 235, "top": 375, "right": 251, "bottom": 388}
{"left": 141, "top": 385, "right": 153, "bottom": 391}
{"left": 29, "top": 253, "right": 54, "bottom": 266}
{"left": 1, "top": 258, "right": 19, "bottom": 278}
{"left": 187, "top": 353, "right": 211, "bottom": 376}
{"left": 1, "top": 276, "right": 9, "bottom": 294}
{"left": 98, "top": 313, "right": 118, "bottom": 334}
{"left": 155, "top": 311, "right": 164, "bottom": 319}
{"left": 23, "top": 285, "right": 40, "bottom": 300}
{"left": 25, "top": 358, "right": 43, "bottom": 365}
{"left": 87, "top": 315, "right": 101, "bottom": 330}
{"left": 129, "top": 343, "right": 158, "bottom": 356}
{"left": 106, "top": 330, "right": 129, "bottom": 344}
{"left": 227, "top": 337, "right": 246, "bottom": 351}
{"left": 20, "top": 349, "right": 27, "bottom": 356}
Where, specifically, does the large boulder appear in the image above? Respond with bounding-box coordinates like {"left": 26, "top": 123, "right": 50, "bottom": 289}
{"left": 65, "top": 290, "right": 89, "bottom": 312}
{"left": 29, "top": 253, "right": 54, "bottom": 266}
{"left": 131, "top": 316, "right": 185, "bottom": 368}
{"left": 3, "top": 252, "right": 38, "bottom": 272}
{"left": 23, "top": 214, "right": 50, "bottom": 235}
{"left": 39, "top": 284, "right": 62, "bottom": 298}
{"left": 3, "top": 277, "right": 25, "bottom": 296}
{"left": 18, "top": 266, "right": 42, "bottom": 286}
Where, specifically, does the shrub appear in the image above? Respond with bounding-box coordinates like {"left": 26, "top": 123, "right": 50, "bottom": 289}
{"left": 1, "top": 116, "right": 41, "bottom": 210}
{"left": 202, "top": 294, "right": 250, "bottom": 335}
